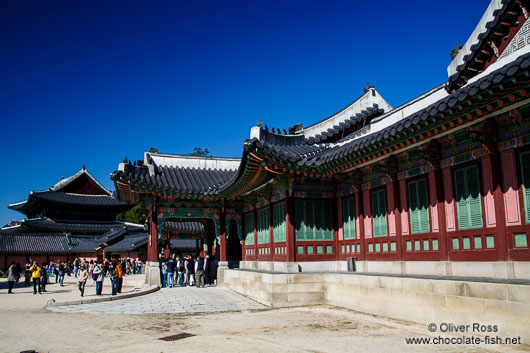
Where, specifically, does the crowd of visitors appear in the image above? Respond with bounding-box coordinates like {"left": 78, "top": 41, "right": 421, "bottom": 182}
{"left": 6, "top": 257, "right": 143, "bottom": 296}
{"left": 158, "top": 253, "right": 211, "bottom": 288}
{"left": 6, "top": 254, "right": 212, "bottom": 296}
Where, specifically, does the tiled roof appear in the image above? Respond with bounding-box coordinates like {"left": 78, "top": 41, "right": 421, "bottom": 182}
{"left": 252, "top": 50, "right": 530, "bottom": 168}
{"left": 95, "top": 228, "right": 127, "bottom": 243}
{"left": 50, "top": 166, "right": 112, "bottom": 195}
{"left": 161, "top": 221, "right": 204, "bottom": 233}
{"left": 0, "top": 233, "right": 74, "bottom": 254}
{"left": 114, "top": 164, "right": 238, "bottom": 195}
{"left": 22, "top": 218, "right": 144, "bottom": 234}
{"left": 169, "top": 239, "right": 199, "bottom": 252}
{"left": 30, "top": 191, "right": 130, "bottom": 208}
{"left": 447, "top": 0, "right": 515, "bottom": 91}
{"left": 305, "top": 104, "right": 385, "bottom": 144}
{"left": 103, "top": 233, "right": 148, "bottom": 251}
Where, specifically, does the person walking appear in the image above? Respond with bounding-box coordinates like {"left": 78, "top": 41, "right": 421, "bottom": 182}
{"left": 194, "top": 255, "right": 205, "bottom": 288}
{"left": 109, "top": 263, "right": 119, "bottom": 296}
{"left": 166, "top": 254, "right": 175, "bottom": 288}
{"left": 29, "top": 261, "right": 42, "bottom": 294}
{"left": 74, "top": 258, "right": 80, "bottom": 278}
{"left": 40, "top": 262, "right": 48, "bottom": 292}
{"left": 7, "top": 262, "right": 17, "bottom": 294}
{"left": 93, "top": 261, "right": 104, "bottom": 296}
{"left": 77, "top": 264, "right": 88, "bottom": 297}
{"left": 58, "top": 261, "right": 66, "bottom": 286}
{"left": 54, "top": 262, "right": 59, "bottom": 283}
{"left": 137, "top": 259, "right": 142, "bottom": 274}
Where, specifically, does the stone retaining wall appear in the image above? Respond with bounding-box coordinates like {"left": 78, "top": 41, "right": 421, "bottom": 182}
{"left": 224, "top": 269, "right": 530, "bottom": 344}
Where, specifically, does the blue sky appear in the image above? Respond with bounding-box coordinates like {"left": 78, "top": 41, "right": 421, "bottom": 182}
{"left": 0, "top": 0, "right": 487, "bottom": 225}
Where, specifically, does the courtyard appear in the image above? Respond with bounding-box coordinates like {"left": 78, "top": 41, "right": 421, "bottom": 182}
{"left": 0, "top": 276, "right": 528, "bottom": 353}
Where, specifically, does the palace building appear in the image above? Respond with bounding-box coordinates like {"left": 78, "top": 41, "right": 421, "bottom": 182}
{"left": 0, "top": 167, "right": 201, "bottom": 270}
{"left": 113, "top": 0, "right": 530, "bottom": 280}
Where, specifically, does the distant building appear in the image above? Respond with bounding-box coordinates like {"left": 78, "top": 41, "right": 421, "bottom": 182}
{"left": 0, "top": 167, "right": 200, "bottom": 270}
{"left": 113, "top": 0, "right": 530, "bottom": 279}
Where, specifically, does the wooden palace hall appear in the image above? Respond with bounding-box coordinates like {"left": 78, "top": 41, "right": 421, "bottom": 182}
{"left": 112, "top": 0, "right": 530, "bottom": 280}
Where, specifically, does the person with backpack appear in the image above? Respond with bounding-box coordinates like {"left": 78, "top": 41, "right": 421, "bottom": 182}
{"left": 93, "top": 261, "right": 104, "bottom": 296}
{"left": 77, "top": 263, "right": 88, "bottom": 297}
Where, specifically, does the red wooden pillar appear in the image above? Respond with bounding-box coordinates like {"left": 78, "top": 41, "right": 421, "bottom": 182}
{"left": 148, "top": 207, "right": 158, "bottom": 262}
{"left": 355, "top": 191, "right": 365, "bottom": 260}
{"left": 286, "top": 194, "right": 296, "bottom": 262}
{"left": 220, "top": 211, "right": 227, "bottom": 261}
{"left": 492, "top": 151, "right": 509, "bottom": 260}
{"left": 434, "top": 168, "right": 449, "bottom": 261}
{"left": 269, "top": 201, "right": 274, "bottom": 260}
{"left": 335, "top": 194, "right": 342, "bottom": 260}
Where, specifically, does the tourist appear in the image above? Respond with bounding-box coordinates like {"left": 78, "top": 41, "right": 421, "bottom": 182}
{"left": 166, "top": 254, "right": 175, "bottom": 288}
{"left": 116, "top": 260, "right": 124, "bottom": 293}
{"left": 161, "top": 258, "right": 167, "bottom": 288}
{"left": 109, "top": 263, "right": 119, "bottom": 296}
{"left": 77, "top": 264, "right": 88, "bottom": 297}
{"left": 74, "top": 258, "right": 80, "bottom": 278}
{"left": 204, "top": 254, "right": 210, "bottom": 286}
{"left": 40, "top": 262, "right": 48, "bottom": 292}
{"left": 93, "top": 261, "right": 104, "bottom": 296}
{"left": 24, "top": 261, "right": 31, "bottom": 287}
{"left": 7, "top": 262, "right": 16, "bottom": 294}
{"left": 185, "top": 255, "right": 194, "bottom": 286}
{"left": 137, "top": 259, "right": 142, "bottom": 274}
{"left": 66, "top": 260, "right": 72, "bottom": 276}
{"left": 89, "top": 260, "right": 94, "bottom": 282}
{"left": 29, "top": 261, "right": 42, "bottom": 294}
{"left": 177, "top": 256, "right": 184, "bottom": 286}
{"left": 58, "top": 261, "right": 66, "bottom": 286}
{"left": 194, "top": 255, "right": 205, "bottom": 288}
{"left": 54, "top": 261, "right": 60, "bottom": 283}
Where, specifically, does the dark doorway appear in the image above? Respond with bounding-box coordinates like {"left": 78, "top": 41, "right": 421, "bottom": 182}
{"left": 227, "top": 219, "right": 242, "bottom": 267}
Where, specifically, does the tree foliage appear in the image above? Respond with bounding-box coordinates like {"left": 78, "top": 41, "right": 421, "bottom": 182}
{"left": 116, "top": 204, "right": 147, "bottom": 225}
{"left": 188, "top": 147, "right": 210, "bottom": 156}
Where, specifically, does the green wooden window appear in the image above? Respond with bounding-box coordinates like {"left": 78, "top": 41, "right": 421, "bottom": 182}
{"left": 454, "top": 165, "right": 483, "bottom": 230}
{"left": 295, "top": 200, "right": 333, "bottom": 241}
{"left": 273, "top": 202, "right": 286, "bottom": 242}
{"left": 244, "top": 213, "right": 254, "bottom": 245}
{"left": 257, "top": 208, "right": 269, "bottom": 244}
{"left": 343, "top": 197, "right": 356, "bottom": 239}
{"left": 371, "top": 189, "right": 388, "bottom": 237}
{"left": 408, "top": 178, "right": 430, "bottom": 234}
{"left": 520, "top": 152, "right": 530, "bottom": 224}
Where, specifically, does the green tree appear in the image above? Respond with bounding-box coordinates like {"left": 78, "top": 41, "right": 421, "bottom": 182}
{"left": 188, "top": 147, "right": 210, "bottom": 156}
{"left": 116, "top": 204, "right": 147, "bottom": 224}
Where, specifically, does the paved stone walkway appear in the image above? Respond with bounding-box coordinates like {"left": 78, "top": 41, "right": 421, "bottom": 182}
{"left": 48, "top": 286, "right": 267, "bottom": 314}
